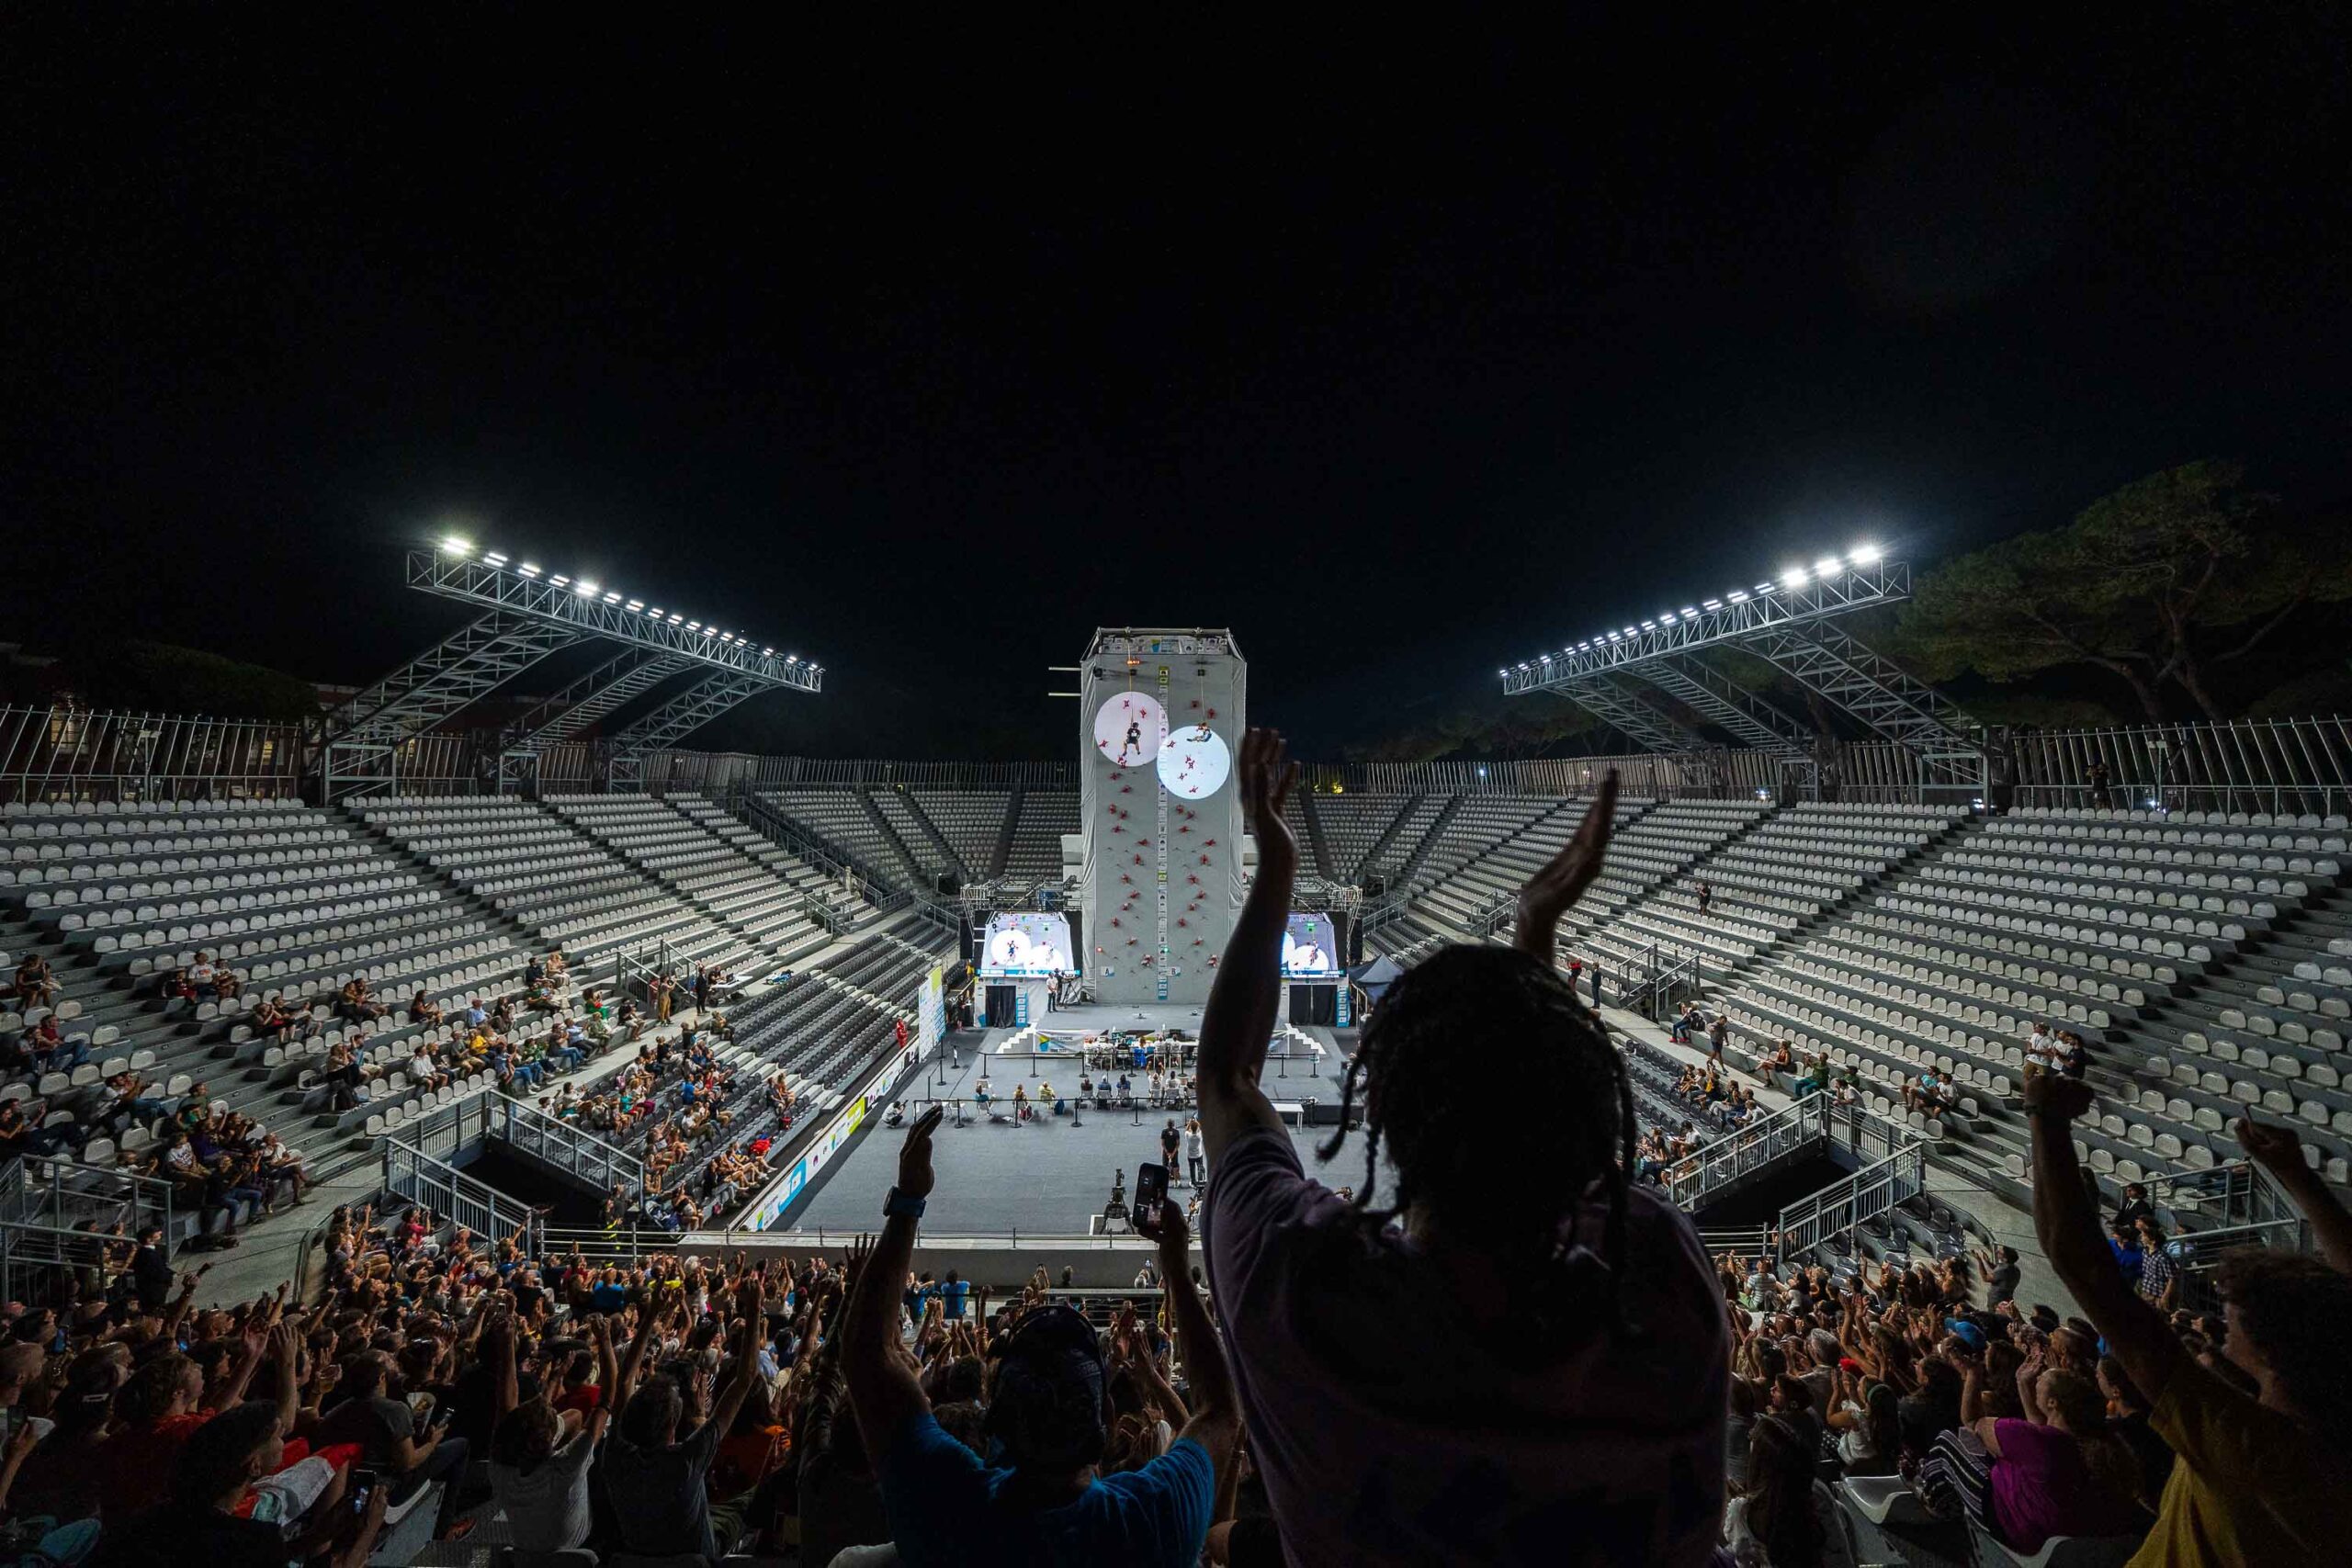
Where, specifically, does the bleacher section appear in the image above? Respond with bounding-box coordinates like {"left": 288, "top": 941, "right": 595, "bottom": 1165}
{"left": 1345, "top": 789, "right": 2352, "bottom": 1210}
{"left": 0, "top": 795, "right": 537, "bottom": 1180}
{"left": 911, "top": 789, "right": 1012, "bottom": 879}
{"left": 360, "top": 795, "right": 761, "bottom": 977}
{"left": 1006, "top": 791, "right": 1076, "bottom": 882}
{"left": 544, "top": 793, "right": 833, "bottom": 962}
{"left": 764, "top": 787, "right": 926, "bottom": 888}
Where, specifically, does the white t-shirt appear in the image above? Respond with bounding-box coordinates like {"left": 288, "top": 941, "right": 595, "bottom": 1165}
{"left": 490, "top": 1428, "right": 597, "bottom": 1551}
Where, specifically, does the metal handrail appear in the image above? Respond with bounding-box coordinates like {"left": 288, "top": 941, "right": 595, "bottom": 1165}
{"left": 380, "top": 1134, "right": 541, "bottom": 1251}
{"left": 1664, "top": 1096, "right": 1829, "bottom": 1207}
{"left": 492, "top": 1095, "right": 644, "bottom": 1194}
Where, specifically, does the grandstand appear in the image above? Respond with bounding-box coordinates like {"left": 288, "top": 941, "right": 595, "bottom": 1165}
{"left": 5, "top": 558, "right": 2351, "bottom": 1566}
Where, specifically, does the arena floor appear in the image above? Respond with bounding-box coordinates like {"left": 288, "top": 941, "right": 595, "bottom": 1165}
{"left": 781, "top": 1016, "right": 1369, "bottom": 1235}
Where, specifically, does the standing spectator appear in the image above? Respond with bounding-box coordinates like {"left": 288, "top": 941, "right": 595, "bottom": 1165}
{"left": 1159, "top": 1118, "right": 1182, "bottom": 1182}
{"left": 1201, "top": 736, "right": 1724, "bottom": 1564}
{"left": 1183, "top": 1115, "right": 1204, "bottom": 1186}
{"left": 1976, "top": 1245, "right": 2022, "bottom": 1308}
{"left": 2023, "top": 1079, "right": 2352, "bottom": 1560}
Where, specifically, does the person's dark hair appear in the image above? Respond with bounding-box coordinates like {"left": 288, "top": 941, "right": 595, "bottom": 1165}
{"left": 1770, "top": 1374, "right": 1813, "bottom": 1412}
{"left": 117, "top": 1351, "right": 195, "bottom": 1424}
{"left": 2039, "top": 1370, "right": 2141, "bottom": 1504}
{"left": 983, "top": 1306, "right": 1106, "bottom": 1472}
{"left": 490, "top": 1398, "right": 564, "bottom": 1474}
{"left": 1861, "top": 1380, "right": 1901, "bottom": 1465}
{"left": 1320, "top": 945, "right": 1635, "bottom": 1339}
{"left": 932, "top": 1399, "right": 988, "bottom": 1455}
{"left": 171, "top": 1399, "right": 279, "bottom": 1506}
{"left": 338, "top": 1352, "right": 387, "bottom": 1401}
{"left": 1742, "top": 1414, "right": 1827, "bottom": 1567}
{"left": 2215, "top": 1247, "right": 2352, "bottom": 1445}
{"left": 620, "top": 1377, "right": 684, "bottom": 1446}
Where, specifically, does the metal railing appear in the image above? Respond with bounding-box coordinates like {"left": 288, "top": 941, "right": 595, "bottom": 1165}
{"left": 381, "top": 1135, "right": 541, "bottom": 1251}
{"left": 1664, "top": 1096, "right": 1831, "bottom": 1208}
{"left": 491, "top": 1096, "right": 645, "bottom": 1196}
{"left": 1775, "top": 1140, "right": 1928, "bottom": 1261}
{"left": 0, "top": 1155, "right": 179, "bottom": 1302}
{"left": 6, "top": 701, "right": 2350, "bottom": 812}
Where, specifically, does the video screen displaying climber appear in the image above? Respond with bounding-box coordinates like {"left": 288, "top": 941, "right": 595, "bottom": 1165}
{"left": 1281, "top": 913, "right": 1339, "bottom": 977}
{"left": 981, "top": 911, "right": 1075, "bottom": 976}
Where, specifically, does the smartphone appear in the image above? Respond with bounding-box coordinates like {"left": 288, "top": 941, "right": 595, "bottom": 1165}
{"left": 349, "top": 1466, "right": 379, "bottom": 1516}
{"left": 1134, "top": 1163, "right": 1168, "bottom": 1238}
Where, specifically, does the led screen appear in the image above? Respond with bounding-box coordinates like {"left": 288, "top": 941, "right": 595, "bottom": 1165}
{"left": 981, "top": 911, "right": 1074, "bottom": 976}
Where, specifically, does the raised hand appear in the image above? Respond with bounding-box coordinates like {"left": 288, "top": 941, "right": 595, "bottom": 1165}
{"left": 1236, "top": 729, "right": 1299, "bottom": 860}
{"left": 1514, "top": 770, "right": 1619, "bottom": 964}
{"left": 2233, "top": 1115, "right": 2303, "bottom": 1170}
{"left": 2019, "top": 1067, "right": 2095, "bottom": 1122}
{"left": 897, "top": 1104, "right": 944, "bottom": 1201}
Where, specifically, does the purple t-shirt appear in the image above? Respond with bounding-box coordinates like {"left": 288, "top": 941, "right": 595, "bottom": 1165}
{"left": 1204, "top": 1123, "right": 1727, "bottom": 1566}
{"left": 1987, "top": 1418, "right": 2144, "bottom": 1551}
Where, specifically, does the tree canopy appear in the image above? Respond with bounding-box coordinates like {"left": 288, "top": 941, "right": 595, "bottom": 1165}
{"left": 1893, "top": 461, "right": 2352, "bottom": 722}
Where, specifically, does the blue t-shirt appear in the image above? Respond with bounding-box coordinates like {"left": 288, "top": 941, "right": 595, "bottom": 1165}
{"left": 879, "top": 1412, "right": 1212, "bottom": 1567}
{"left": 940, "top": 1279, "right": 971, "bottom": 1319}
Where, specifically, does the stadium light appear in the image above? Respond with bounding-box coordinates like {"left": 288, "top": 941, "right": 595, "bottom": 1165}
{"left": 548, "top": 573, "right": 571, "bottom": 587}
{"left": 1780, "top": 566, "right": 1809, "bottom": 589}
{"left": 686, "top": 620, "right": 702, "bottom": 631}
{"left": 1727, "top": 590, "right": 1749, "bottom": 603}
{"left": 602, "top": 591, "right": 622, "bottom": 604}
{"left": 1813, "top": 557, "right": 1843, "bottom": 578}
{"left": 482, "top": 551, "right": 509, "bottom": 566}
{"left": 786, "top": 655, "right": 799, "bottom": 664}
{"left": 439, "top": 535, "right": 473, "bottom": 557}
{"left": 517, "top": 563, "right": 542, "bottom": 577}
{"left": 1702, "top": 599, "right": 1722, "bottom": 611}
{"left": 667, "top": 613, "right": 684, "bottom": 624}
{"left": 1606, "top": 631, "right": 1622, "bottom": 641}
{"left": 573, "top": 580, "right": 598, "bottom": 596}
{"left": 1849, "top": 542, "right": 1882, "bottom": 565}
{"left": 626, "top": 599, "right": 644, "bottom": 611}
{"left": 1680, "top": 606, "right": 1699, "bottom": 618}
{"left": 763, "top": 647, "right": 774, "bottom": 656}
{"left": 1754, "top": 581, "right": 1776, "bottom": 593}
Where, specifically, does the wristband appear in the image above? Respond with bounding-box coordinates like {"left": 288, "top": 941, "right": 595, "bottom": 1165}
{"left": 883, "top": 1186, "right": 926, "bottom": 1220}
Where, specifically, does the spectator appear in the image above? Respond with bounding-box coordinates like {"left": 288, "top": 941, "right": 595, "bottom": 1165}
{"left": 594, "top": 1276, "right": 768, "bottom": 1558}
{"left": 1917, "top": 1360, "right": 2147, "bottom": 1551}
{"left": 488, "top": 1312, "right": 613, "bottom": 1551}
{"left": 2024, "top": 1077, "right": 2352, "bottom": 1560}
{"left": 840, "top": 1107, "right": 1235, "bottom": 1565}
{"left": 1201, "top": 736, "right": 1724, "bottom": 1564}
{"left": 1724, "top": 1414, "right": 1849, "bottom": 1568}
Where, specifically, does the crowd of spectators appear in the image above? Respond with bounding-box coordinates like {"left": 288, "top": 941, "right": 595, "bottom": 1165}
{"left": 4, "top": 729, "right": 2350, "bottom": 1565}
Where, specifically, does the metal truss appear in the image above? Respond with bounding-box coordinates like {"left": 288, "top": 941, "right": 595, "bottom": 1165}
{"left": 1503, "top": 560, "right": 1909, "bottom": 694}
{"left": 1628, "top": 655, "right": 1814, "bottom": 753}
{"left": 507, "top": 649, "right": 692, "bottom": 750}
{"left": 407, "top": 549, "right": 821, "bottom": 694}
{"left": 1559, "top": 674, "right": 1709, "bottom": 752}
{"left": 606, "top": 670, "right": 771, "bottom": 758}
{"left": 1741, "top": 622, "right": 1978, "bottom": 751}
{"left": 333, "top": 611, "right": 585, "bottom": 745}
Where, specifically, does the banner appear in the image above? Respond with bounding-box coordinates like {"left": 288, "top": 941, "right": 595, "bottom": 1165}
{"left": 917, "top": 966, "right": 946, "bottom": 1055}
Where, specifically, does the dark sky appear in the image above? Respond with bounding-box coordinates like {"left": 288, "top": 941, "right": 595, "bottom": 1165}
{"left": 7, "top": 9, "right": 2347, "bottom": 759}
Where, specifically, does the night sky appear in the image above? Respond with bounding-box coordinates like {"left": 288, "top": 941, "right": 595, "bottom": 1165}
{"left": 7, "top": 11, "right": 2346, "bottom": 759}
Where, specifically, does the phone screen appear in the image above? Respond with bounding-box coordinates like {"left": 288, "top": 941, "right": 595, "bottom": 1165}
{"left": 1134, "top": 1163, "right": 1168, "bottom": 1236}
{"left": 350, "top": 1466, "right": 379, "bottom": 1515}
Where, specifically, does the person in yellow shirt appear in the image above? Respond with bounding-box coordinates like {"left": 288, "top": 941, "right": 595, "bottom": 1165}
{"left": 2023, "top": 1071, "right": 2352, "bottom": 1565}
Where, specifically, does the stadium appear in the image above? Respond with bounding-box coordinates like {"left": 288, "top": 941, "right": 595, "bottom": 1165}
{"left": 8, "top": 14, "right": 2352, "bottom": 1568}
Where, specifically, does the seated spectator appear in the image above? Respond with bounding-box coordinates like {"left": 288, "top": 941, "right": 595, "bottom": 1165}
{"left": 1724, "top": 1413, "right": 1850, "bottom": 1568}
{"left": 1202, "top": 739, "right": 1725, "bottom": 1563}
{"left": 407, "top": 991, "right": 444, "bottom": 1027}
{"left": 2024, "top": 1081, "right": 2352, "bottom": 1560}
{"left": 7, "top": 954, "right": 57, "bottom": 1010}
{"left": 317, "top": 1349, "right": 469, "bottom": 1531}
{"left": 91, "top": 1395, "right": 385, "bottom": 1568}
{"left": 1918, "top": 1359, "right": 2147, "bottom": 1551}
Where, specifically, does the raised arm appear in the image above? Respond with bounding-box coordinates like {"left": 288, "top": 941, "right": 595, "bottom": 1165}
{"left": 2236, "top": 1115, "right": 2352, "bottom": 1276}
{"left": 840, "top": 1105, "right": 944, "bottom": 1471}
{"left": 2023, "top": 1069, "right": 2188, "bottom": 1405}
{"left": 1197, "top": 729, "right": 1296, "bottom": 1165}
{"left": 612, "top": 1296, "right": 663, "bottom": 1414}
{"left": 702, "top": 1276, "right": 768, "bottom": 1438}
{"left": 1514, "top": 771, "right": 1619, "bottom": 967}
{"left": 1153, "top": 1201, "right": 1239, "bottom": 1480}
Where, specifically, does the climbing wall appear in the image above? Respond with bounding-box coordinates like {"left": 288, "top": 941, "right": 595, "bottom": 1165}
{"left": 1079, "top": 628, "right": 1247, "bottom": 1006}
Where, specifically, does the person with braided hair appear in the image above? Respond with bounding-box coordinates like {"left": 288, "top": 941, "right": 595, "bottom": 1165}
{"left": 1199, "top": 729, "right": 1727, "bottom": 1566}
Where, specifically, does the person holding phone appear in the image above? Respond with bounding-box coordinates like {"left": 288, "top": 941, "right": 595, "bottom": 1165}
{"left": 840, "top": 1106, "right": 1238, "bottom": 1563}
{"left": 90, "top": 1396, "right": 385, "bottom": 1568}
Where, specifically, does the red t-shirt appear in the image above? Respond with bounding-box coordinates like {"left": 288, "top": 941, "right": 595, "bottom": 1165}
{"left": 99, "top": 1411, "right": 217, "bottom": 1514}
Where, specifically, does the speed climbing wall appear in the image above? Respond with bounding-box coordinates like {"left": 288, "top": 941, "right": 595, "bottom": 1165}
{"left": 1078, "top": 628, "right": 1247, "bottom": 1006}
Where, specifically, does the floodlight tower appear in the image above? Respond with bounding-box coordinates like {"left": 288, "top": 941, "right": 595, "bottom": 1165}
{"left": 1079, "top": 630, "right": 1247, "bottom": 1007}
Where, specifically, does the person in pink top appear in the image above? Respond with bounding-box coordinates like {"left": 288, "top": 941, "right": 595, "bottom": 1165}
{"left": 1199, "top": 733, "right": 1727, "bottom": 1565}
